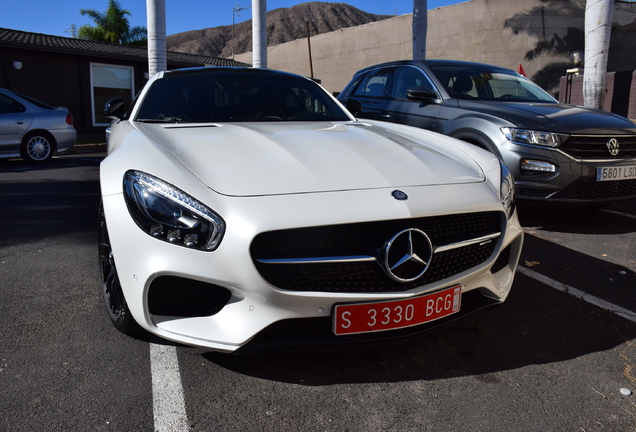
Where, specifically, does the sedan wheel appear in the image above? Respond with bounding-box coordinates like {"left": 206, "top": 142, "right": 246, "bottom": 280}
{"left": 21, "top": 133, "right": 53, "bottom": 162}
{"left": 98, "top": 203, "right": 139, "bottom": 334}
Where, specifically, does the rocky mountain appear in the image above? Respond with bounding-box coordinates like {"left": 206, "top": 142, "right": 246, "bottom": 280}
{"left": 166, "top": 2, "right": 392, "bottom": 58}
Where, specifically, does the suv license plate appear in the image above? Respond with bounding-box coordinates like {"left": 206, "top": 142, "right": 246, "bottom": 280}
{"left": 596, "top": 166, "right": 636, "bottom": 181}
{"left": 333, "top": 286, "right": 461, "bottom": 336}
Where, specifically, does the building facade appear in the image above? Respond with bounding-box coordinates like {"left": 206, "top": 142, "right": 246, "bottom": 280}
{"left": 0, "top": 28, "right": 248, "bottom": 135}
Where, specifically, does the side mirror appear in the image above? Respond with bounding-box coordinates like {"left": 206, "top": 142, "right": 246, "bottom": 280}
{"left": 345, "top": 99, "right": 362, "bottom": 118}
{"left": 103, "top": 98, "right": 126, "bottom": 120}
{"left": 406, "top": 87, "right": 442, "bottom": 105}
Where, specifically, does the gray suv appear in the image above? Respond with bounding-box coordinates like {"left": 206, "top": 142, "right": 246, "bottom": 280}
{"left": 337, "top": 60, "right": 636, "bottom": 206}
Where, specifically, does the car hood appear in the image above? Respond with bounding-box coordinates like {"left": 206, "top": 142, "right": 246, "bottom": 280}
{"left": 137, "top": 121, "right": 486, "bottom": 197}
{"left": 456, "top": 100, "right": 636, "bottom": 134}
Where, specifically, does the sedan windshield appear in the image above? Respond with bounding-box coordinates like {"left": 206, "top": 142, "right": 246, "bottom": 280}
{"left": 135, "top": 69, "right": 351, "bottom": 123}
{"left": 427, "top": 64, "right": 557, "bottom": 103}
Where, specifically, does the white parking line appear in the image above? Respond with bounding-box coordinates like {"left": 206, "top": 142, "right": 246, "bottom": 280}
{"left": 517, "top": 265, "right": 636, "bottom": 323}
{"left": 150, "top": 343, "right": 189, "bottom": 431}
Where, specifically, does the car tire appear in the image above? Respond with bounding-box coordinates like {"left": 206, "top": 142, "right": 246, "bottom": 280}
{"left": 20, "top": 132, "right": 54, "bottom": 163}
{"left": 98, "top": 202, "right": 140, "bottom": 334}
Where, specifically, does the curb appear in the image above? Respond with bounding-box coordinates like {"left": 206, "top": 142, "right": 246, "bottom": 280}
{"left": 71, "top": 143, "right": 107, "bottom": 154}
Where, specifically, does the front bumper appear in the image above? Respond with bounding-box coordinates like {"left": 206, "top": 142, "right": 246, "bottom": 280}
{"left": 502, "top": 142, "right": 636, "bottom": 206}
{"left": 102, "top": 182, "right": 524, "bottom": 353}
{"left": 234, "top": 289, "right": 501, "bottom": 354}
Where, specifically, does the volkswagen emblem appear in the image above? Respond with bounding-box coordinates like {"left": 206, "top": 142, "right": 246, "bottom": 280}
{"left": 383, "top": 228, "right": 433, "bottom": 283}
{"left": 606, "top": 138, "right": 620, "bottom": 156}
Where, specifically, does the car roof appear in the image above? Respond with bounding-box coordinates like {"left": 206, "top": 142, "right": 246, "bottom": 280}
{"left": 353, "top": 59, "right": 514, "bottom": 75}
{"left": 161, "top": 66, "right": 311, "bottom": 81}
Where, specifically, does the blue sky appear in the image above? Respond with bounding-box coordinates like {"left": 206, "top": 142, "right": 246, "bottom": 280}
{"left": 1, "top": 0, "right": 465, "bottom": 38}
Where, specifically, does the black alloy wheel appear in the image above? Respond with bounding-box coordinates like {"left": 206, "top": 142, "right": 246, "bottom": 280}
{"left": 98, "top": 202, "right": 139, "bottom": 334}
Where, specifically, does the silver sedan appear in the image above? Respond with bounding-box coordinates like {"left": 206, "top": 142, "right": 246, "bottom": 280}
{"left": 0, "top": 88, "right": 76, "bottom": 162}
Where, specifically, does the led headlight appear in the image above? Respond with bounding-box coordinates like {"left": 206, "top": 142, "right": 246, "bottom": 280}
{"left": 500, "top": 161, "right": 516, "bottom": 219}
{"left": 123, "top": 170, "right": 225, "bottom": 251}
{"left": 501, "top": 127, "right": 568, "bottom": 147}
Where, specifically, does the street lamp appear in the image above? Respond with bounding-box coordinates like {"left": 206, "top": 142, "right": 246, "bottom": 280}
{"left": 232, "top": 3, "right": 251, "bottom": 59}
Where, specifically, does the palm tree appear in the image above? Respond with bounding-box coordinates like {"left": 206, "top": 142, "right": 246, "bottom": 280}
{"left": 412, "top": 0, "right": 427, "bottom": 60}
{"left": 583, "top": 0, "right": 614, "bottom": 109}
{"left": 78, "top": 0, "right": 147, "bottom": 46}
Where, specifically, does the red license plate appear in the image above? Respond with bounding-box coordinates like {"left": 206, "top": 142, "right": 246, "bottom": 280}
{"left": 333, "top": 286, "right": 462, "bottom": 335}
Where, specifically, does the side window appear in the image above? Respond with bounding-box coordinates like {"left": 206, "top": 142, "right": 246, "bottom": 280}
{"left": 390, "top": 67, "right": 435, "bottom": 99}
{"left": 352, "top": 68, "right": 392, "bottom": 98}
{"left": 343, "top": 75, "right": 363, "bottom": 97}
{"left": 0, "top": 94, "right": 25, "bottom": 115}
{"left": 449, "top": 73, "right": 480, "bottom": 99}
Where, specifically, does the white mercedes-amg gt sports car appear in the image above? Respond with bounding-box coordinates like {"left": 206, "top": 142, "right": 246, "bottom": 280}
{"left": 99, "top": 67, "right": 523, "bottom": 353}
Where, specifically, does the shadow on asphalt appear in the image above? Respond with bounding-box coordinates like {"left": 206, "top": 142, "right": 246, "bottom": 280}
{"left": 517, "top": 200, "right": 636, "bottom": 235}
{"left": 0, "top": 157, "right": 102, "bottom": 248}
{"left": 204, "top": 274, "right": 636, "bottom": 385}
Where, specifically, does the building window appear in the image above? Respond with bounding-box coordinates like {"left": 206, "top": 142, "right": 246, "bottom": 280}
{"left": 90, "top": 63, "right": 134, "bottom": 126}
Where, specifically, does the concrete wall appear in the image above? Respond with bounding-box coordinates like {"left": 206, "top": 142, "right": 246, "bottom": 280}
{"left": 236, "top": 0, "right": 636, "bottom": 95}
{"left": 236, "top": 15, "right": 412, "bottom": 93}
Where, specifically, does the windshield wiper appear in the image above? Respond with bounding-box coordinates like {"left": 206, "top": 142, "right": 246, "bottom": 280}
{"left": 228, "top": 115, "right": 284, "bottom": 122}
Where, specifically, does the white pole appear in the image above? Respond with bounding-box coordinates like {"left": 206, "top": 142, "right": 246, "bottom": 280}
{"left": 147, "top": 0, "right": 167, "bottom": 76}
{"left": 583, "top": 0, "right": 614, "bottom": 109}
{"left": 252, "top": 0, "right": 267, "bottom": 68}
{"left": 412, "top": 0, "right": 428, "bottom": 60}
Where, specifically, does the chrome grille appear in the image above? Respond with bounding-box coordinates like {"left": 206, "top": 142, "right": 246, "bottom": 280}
{"left": 560, "top": 135, "right": 636, "bottom": 159}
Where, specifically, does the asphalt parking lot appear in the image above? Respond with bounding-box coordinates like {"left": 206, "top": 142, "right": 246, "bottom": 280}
{"left": 1, "top": 153, "right": 635, "bottom": 432}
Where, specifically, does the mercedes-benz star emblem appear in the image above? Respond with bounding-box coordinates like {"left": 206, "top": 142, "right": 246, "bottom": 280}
{"left": 383, "top": 228, "right": 433, "bottom": 283}
{"left": 392, "top": 190, "right": 408, "bottom": 200}
{"left": 606, "top": 138, "right": 620, "bottom": 156}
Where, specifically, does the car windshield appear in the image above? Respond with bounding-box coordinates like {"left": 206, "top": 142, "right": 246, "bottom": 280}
{"left": 135, "top": 69, "right": 351, "bottom": 123}
{"left": 427, "top": 64, "right": 557, "bottom": 103}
